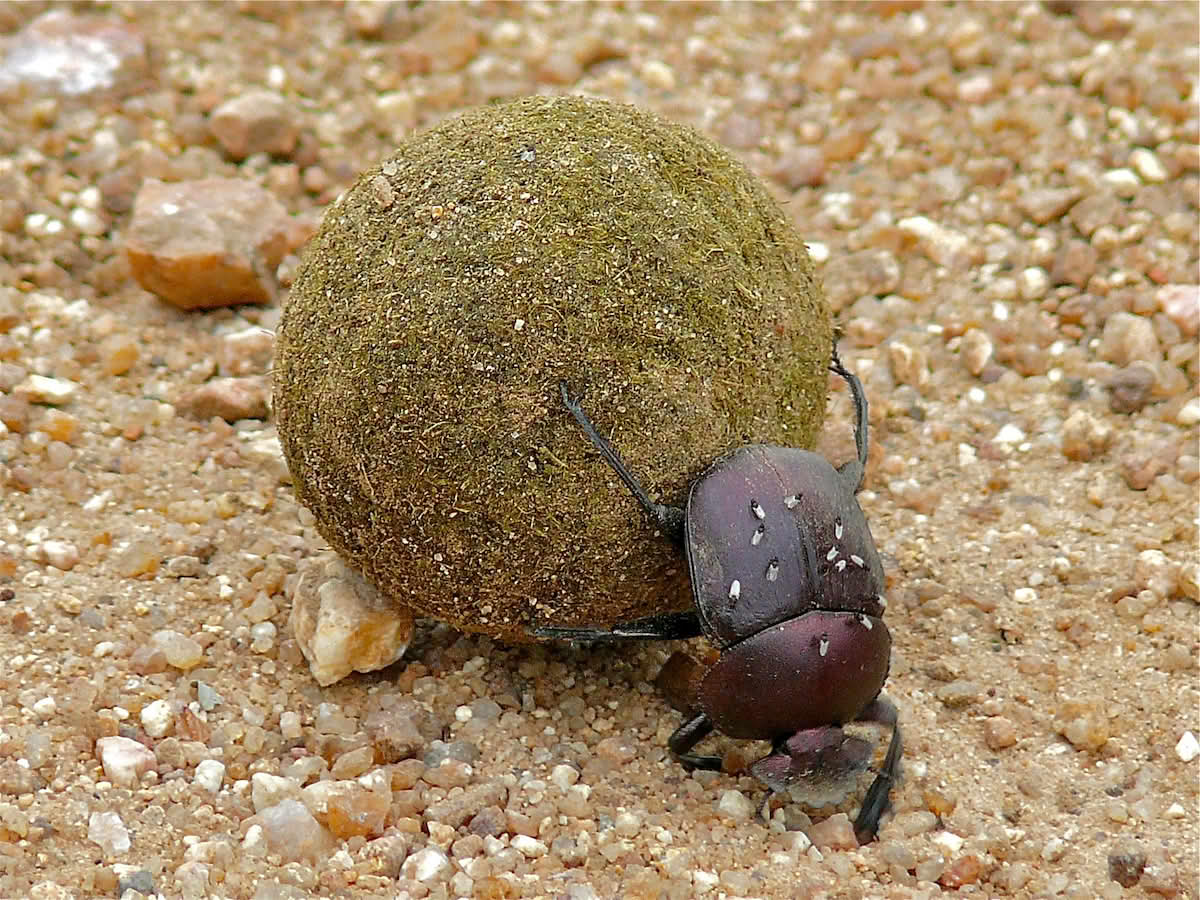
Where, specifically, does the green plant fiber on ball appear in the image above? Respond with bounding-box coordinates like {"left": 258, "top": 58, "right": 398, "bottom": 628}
{"left": 274, "top": 95, "right": 832, "bottom": 641}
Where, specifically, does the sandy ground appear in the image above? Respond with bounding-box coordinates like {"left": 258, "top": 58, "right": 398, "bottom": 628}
{"left": 0, "top": 2, "right": 1196, "bottom": 899}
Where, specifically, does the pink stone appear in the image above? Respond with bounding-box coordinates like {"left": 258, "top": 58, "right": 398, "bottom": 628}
{"left": 96, "top": 736, "right": 156, "bottom": 787}
{"left": 0, "top": 11, "right": 147, "bottom": 100}
{"left": 255, "top": 798, "right": 335, "bottom": 862}
{"left": 210, "top": 89, "right": 298, "bottom": 160}
{"left": 176, "top": 376, "right": 270, "bottom": 422}
{"left": 807, "top": 812, "right": 860, "bottom": 850}
{"left": 124, "top": 178, "right": 290, "bottom": 309}
{"left": 1157, "top": 284, "right": 1199, "bottom": 337}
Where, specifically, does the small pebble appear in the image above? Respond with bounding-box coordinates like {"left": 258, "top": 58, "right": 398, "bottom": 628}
{"left": 895, "top": 810, "right": 938, "bottom": 837}
{"left": 807, "top": 813, "right": 858, "bottom": 850}
{"left": 1108, "top": 848, "right": 1146, "bottom": 887}
{"left": 960, "top": 328, "right": 993, "bottom": 376}
{"left": 1156, "top": 284, "right": 1198, "bottom": 336}
{"left": 770, "top": 146, "right": 826, "bottom": 190}
{"left": 331, "top": 745, "right": 374, "bottom": 779}
{"left": 983, "top": 716, "right": 1018, "bottom": 750}
{"left": 1101, "top": 167, "right": 1142, "bottom": 197}
{"left": 1129, "top": 148, "right": 1166, "bottom": 183}
{"left": 117, "top": 870, "right": 154, "bottom": 896}
{"left": 511, "top": 834, "right": 548, "bottom": 858}
{"left": 88, "top": 810, "right": 130, "bottom": 856}
{"left": 939, "top": 854, "right": 982, "bottom": 888}
{"left": 1098, "top": 311, "right": 1160, "bottom": 366}
{"left": 194, "top": 759, "right": 225, "bottom": 794}
{"left": 716, "top": 789, "right": 755, "bottom": 822}
{"left": 196, "top": 682, "right": 222, "bottom": 711}
{"left": 251, "top": 772, "right": 300, "bottom": 812}
{"left": 639, "top": 59, "right": 676, "bottom": 91}
{"left": 16, "top": 374, "right": 79, "bottom": 405}
{"left": 1174, "top": 731, "right": 1198, "bottom": 763}
{"left": 139, "top": 698, "right": 173, "bottom": 738}
{"left": 98, "top": 336, "right": 137, "bottom": 374}
{"left": 150, "top": 629, "right": 204, "bottom": 670}
{"left": 899, "top": 215, "right": 971, "bottom": 267}
{"left": 915, "top": 855, "right": 946, "bottom": 882}
{"left": 210, "top": 89, "right": 298, "bottom": 160}
{"left": 288, "top": 555, "right": 414, "bottom": 686}
{"left": 1058, "top": 701, "right": 1109, "bottom": 751}
{"left": 1176, "top": 397, "right": 1200, "bottom": 427}
{"left": 402, "top": 846, "right": 453, "bottom": 884}
{"left": 1107, "top": 363, "right": 1157, "bottom": 414}
{"left": 1019, "top": 187, "right": 1081, "bottom": 224}
{"left": 549, "top": 763, "right": 579, "bottom": 791}
{"left": 822, "top": 249, "right": 901, "bottom": 311}
{"left": 255, "top": 798, "right": 333, "bottom": 862}
{"left": 1060, "top": 409, "right": 1112, "bottom": 461}
{"left": 96, "top": 736, "right": 156, "bottom": 787}
{"left": 889, "top": 340, "right": 930, "bottom": 389}
{"left": 175, "top": 377, "right": 269, "bottom": 422}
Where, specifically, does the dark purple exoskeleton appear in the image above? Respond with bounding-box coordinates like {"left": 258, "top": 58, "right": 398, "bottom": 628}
{"left": 537, "top": 349, "right": 901, "bottom": 843}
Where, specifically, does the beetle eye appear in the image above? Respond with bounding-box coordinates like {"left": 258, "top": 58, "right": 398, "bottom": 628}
{"left": 765, "top": 559, "right": 779, "bottom": 581}
{"left": 749, "top": 499, "right": 765, "bottom": 520}
{"left": 750, "top": 524, "right": 764, "bottom": 547}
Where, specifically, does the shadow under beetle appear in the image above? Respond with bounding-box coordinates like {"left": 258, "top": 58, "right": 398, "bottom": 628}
{"left": 537, "top": 348, "right": 901, "bottom": 843}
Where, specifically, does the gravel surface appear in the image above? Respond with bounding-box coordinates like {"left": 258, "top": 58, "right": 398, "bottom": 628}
{"left": 0, "top": 3, "right": 1196, "bottom": 899}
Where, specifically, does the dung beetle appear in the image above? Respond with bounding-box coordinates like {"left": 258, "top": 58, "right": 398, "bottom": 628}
{"left": 537, "top": 348, "right": 901, "bottom": 843}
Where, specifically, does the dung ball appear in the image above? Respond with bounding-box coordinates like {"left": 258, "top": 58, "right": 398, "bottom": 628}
{"left": 275, "top": 95, "right": 831, "bottom": 641}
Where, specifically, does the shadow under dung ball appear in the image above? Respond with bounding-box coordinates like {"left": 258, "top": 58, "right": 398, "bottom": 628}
{"left": 274, "top": 95, "right": 832, "bottom": 641}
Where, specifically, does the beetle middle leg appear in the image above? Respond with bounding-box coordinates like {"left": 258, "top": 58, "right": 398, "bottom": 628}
{"left": 667, "top": 711, "right": 722, "bottom": 771}
{"left": 533, "top": 610, "right": 703, "bottom": 642}
{"left": 559, "top": 381, "right": 685, "bottom": 541}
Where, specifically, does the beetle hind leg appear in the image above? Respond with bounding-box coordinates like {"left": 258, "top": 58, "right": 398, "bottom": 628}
{"left": 829, "top": 346, "right": 870, "bottom": 492}
{"left": 853, "top": 698, "right": 902, "bottom": 844}
{"left": 559, "top": 381, "right": 685, "bottom": 541}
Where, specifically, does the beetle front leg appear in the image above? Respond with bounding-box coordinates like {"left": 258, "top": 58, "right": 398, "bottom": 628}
{"left": 668, "top": 712, "right": 722, "bottom": 771}
{"left": 854, "top": 711, "right": 902, "bottom": 844}
{"left": 748, "top": 726, "right": 872, "bottom": 793}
